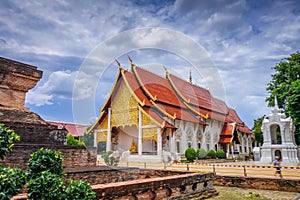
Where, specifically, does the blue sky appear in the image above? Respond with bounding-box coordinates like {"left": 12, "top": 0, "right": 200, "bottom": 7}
{"left": 0, "top": 0, "right": 299, "bottom": 128}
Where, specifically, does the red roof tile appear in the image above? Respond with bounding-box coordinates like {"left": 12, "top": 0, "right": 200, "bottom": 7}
{"left": 143, "top": 107, "right": 175, "bottom": 129}
{"left": 219, "top": 137, "right": 232, "bottom": 144}
{"left": 48, "top": 121, "right": 88, "bottom": 137}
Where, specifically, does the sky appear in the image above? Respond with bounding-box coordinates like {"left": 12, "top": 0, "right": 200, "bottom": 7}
{"left": 0, "top": 0, "right": 299, "bottom": 128}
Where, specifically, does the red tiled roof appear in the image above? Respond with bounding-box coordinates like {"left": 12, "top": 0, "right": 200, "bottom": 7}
{"left": 154, "top": 103, "right": 206, "bottom": 125}
{"left": 143, "top": 107, "right": 175, "bottom": 129}
{"left": 220, "top": 123, "right": 235, "bottom": 136}
{"left": 48, "top": 121, "right": 89, "bottom": 137}
{"left": 226, "top": 108, "right": 252, "bottom": 134}
{"left": 133, "top": 66, "right": 185, "bottom": 107}
{"left": 219, "top": 137, "right": 232, "bottom": 143}
{"left": 167, "top": 74, "right": 228, "bottom": 115}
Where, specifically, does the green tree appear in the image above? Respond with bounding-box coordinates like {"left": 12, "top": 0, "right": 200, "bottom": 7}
{"left": 27, "top": 148, "right": 64, "bottom": 179}
{"left": 252, "top": 116, "right": 265, "bottom": 145}
{"left": 0, "top": 124, "right": 20, "bottom": 160}
{"left": 101, "top": 150, "right": 118, "bottom": 166}
{"left": 65, "top": 180, "right": 96, "bottom": 200}
{"left": 67, "top": 134, "right": 85, "bottom": 146}
{"left": 207, "top": 149, "right": 216, "bottom": 159}
{"left": 266, "top": 52, "right": 300, "bottom": 145}
{"left": 185, "top": 147, "right": 197, "bottom": 162}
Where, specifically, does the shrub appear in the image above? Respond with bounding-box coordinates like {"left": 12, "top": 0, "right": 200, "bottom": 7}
{"left": 185, "top": 147, "right": 197, "bottom": 162}
{"left": 0, "top": 124, "right": 20, "bottom": 160}
{"left": 206, "top": 149, "right": 216, "bottom": 159}
{"left": 101, "top": 150, "right": 118, "bottom": 166}
{"left": 27, "top": 171, "right": 65, "bottom": 200}
{"left": 27, "top": 148, "right": 64, "bottom": 179}
{"left": 67, "top": 134, "right": 85, "bottom": 146}
{"left": 65, "top": 180, "right": 96, "bottom": 200}
{"left": 0, "top": 165, "right": 26, "bottom": 200}
{"left": 216, "top": 149, "right": 225, "bottom": 159}
{"left": 197, "top": 148, "right": 207, "bottom": 159}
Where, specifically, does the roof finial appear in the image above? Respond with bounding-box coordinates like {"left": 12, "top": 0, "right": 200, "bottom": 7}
{"left": 189, "top": 68, "right": 192, "bottom": 84}
{"left": 163, "top": 66, "right": 169, "bottom": 76}
{"left": 115, "top": 59, "right": 122, "bottom": 69}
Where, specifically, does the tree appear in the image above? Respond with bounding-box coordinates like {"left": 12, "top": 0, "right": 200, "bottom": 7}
{"left": 266, "top": 52, "right": 300, "bottom": 145}
{"left": 67, "top": 134, "right": 85, "bottom": 146}
{"left": 0, "top": 124, "right": 20, "bottom": 160}
{"left": 185, "top": 147, "right": 197, "bottom": 162}
{"left": 252, "top": 116, "right": 265, "bottom": 145}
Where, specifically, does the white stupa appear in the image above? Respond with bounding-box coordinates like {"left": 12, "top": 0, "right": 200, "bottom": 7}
{"left": 259, "top": 97, "right": 299, "bottom": 166}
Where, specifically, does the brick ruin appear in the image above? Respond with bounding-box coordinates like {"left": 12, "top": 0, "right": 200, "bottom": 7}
{"left": 0, "top": 56, "right": 96, "bottom": 168}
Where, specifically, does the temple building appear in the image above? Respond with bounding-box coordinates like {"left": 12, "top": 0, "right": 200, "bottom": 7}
{"left": 88, "top": 59, "right": 253, "bottom": 162}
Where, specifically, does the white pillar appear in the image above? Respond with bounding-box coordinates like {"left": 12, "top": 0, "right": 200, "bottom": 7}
{"left": 138, "top": 108, "right": 142, "bottom": 155}
{"left": 106, "top": 108, "right": 112, "bottom": 152}
{"left": 246, "top": 136, "right": 249, "bottom": 153}
{"left": 157, "top": 128, "right": 162, "bottom": 157}
{"left": 231, "top": 145, "right": 234, "bottom": 157}
{"left": 226, "top": 144, "right": 230, "bottom": 158}
{"left": 170, "top": 134, "right": 176, "bottom": 153}
{"left": 93, "top": 131, "right": 97, "bottom": 148}
{"left": 241, "top": 134, "right": 245, "bottom": 153}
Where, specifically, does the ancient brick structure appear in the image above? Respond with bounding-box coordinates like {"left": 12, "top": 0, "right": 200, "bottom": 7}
{"left": 0, "top": 57, "right": 96, "bottom": 168}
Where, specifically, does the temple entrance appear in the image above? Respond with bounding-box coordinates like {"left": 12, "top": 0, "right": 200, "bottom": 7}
{"left": 270, "top": 124, "right": 282, "bottom": 144}
{"left": 274, "top": 149, "right": 282, "bottom": 160}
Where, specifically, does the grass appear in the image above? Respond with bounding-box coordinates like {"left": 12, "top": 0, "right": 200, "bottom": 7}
{"left": 206, "top": 186, "right": 299, "bottom": 200}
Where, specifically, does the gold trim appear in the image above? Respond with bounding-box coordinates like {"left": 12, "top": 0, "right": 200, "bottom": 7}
{"left": 183, "top": 102, "right": 209, "bottom": 119}
{"left": 138, "top": 105, "right": 164, "bottom": 128}
{"left": 150, "top": 100, "right": 176, "bottom": 120}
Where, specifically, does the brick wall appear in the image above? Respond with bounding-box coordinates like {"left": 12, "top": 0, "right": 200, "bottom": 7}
{"left": 214, "top": 175, "right": 300, "bottom": 193}
{"left": 0, "top": 144, "right": 96, "bottom": 170}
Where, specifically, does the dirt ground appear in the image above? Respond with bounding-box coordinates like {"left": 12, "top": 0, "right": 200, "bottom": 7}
{"left": 208, "top": 186, "right": 299, "bottom": 200}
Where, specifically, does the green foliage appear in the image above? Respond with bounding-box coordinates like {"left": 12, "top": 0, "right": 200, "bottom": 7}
{"left": 252, "top": 116, "right": 265, "bottom": 144}
{"left": 27, "top": 171, "right": 65, "bottom": 200}
{"left": 67, "top": 134, "right": 85, "bottom": 146}
{"left": 65, "top": 180, "right": 96, "bottom": 200}
{"left": 266, "top": 52, "right": 300, "bottom": 145}
{"left": 197, "top": 148, "right": 207, "bottom": 159}
{"left": 207, "top": 149, "right": 216, "bottom": 159}
{"left": 216, "top": 149, "right": 225, "bottom": 159}
{"left": 0, "top": 124, "right": 20, "bottom": 160}
{"left": 0, "top": 165, "right": 26, "bottom": 200}
{"left": 27, "top": 148, "right": 64, "bottom": 179}
{"left": 101, "top": 150, "right": 118, "bottom": 166}
{"left": 184, "top": 147, "right": 197, "bottom": 162}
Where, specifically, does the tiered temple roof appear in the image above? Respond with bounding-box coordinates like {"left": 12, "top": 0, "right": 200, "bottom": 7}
{"left": 92, "top": 60, "right": 252, "bottom": 143}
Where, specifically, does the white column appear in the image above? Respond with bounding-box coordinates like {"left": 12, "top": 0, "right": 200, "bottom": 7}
{"left": 157, "top": 128, "right": 162, "bottom": 157}
{"left": 241, "top": 134, "right": 245, "bottom": 153}
{"left": 170, "top": 134, "right": 176, "bottom": 153}
{"left": 138, "top": 108, "right": 142, "bottom": 155}
{"left": 246, "top": 136, "right": 249, "bottom": 153}
{"left": 226, "top": 144, "right": 230, "bottom": 158}
{"left": 93, "top": 131, "right": 97, "bottom": 148}
{"left": 106, "top": 108, "right": 112, "bottom": 152}
{"left": 231, "top": 145, "right": 234, "bottom": 157}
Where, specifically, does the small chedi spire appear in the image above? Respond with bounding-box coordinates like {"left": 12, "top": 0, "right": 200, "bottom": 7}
{"left": 272, "top": 95, "right": 283, "bottom": 114}
{"left": 128, "top": 55, "right": 134, "bottom": 70}
{"left": 189, "top": 68, "right": 192, "bottom": 84}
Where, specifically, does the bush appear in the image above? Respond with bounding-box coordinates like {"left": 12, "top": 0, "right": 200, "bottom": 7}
{"left": 27, "top": 148, "right": 64, "bottom": 179}
{"left": 216, "top": 149, "right": 225, "bottom": 159}
{"left": 27, "top": 171, "right": 65, "bottom": 200}
{"left": 0, "top": 165, "right": 26, "bottom": 200}
{"left": 65, "top": 180, "right": 96, "bottom": 200}
{"left": 67, "top": 134, "right": 85, "bottom": 146}
{"left": 185, "top": 147, "right": 197, "bottom": 162}
{"left": 0, "top": 124, "right": 20, "bottom": 160}
{"left": 101, "top": 150, "right": 118, "bottom": 166}
{"left": 206, "top": 149, "right": 216, "bottom": 159}
{"left": 197, "top": 148, "right": 207, "bottom": 159}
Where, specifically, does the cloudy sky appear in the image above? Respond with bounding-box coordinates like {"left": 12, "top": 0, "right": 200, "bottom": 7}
{"left": 0, "top": 0, "right": 299, "bottom": 128}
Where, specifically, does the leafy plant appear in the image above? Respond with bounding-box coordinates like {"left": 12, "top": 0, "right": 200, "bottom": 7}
{"left": 216, "top": 149, "right": 225, "bottom": 159}
{"left": 207, "top": 149, "right": 216, "bottom": 159}
{"left": 0, "top": 165, "right": 26, "bottom": 200}
{"left": 197, "top": 148, "right": 207, "bottom": 159}
{"left": 101, "top": 150, "right": 118, "bottom": 166}
{"left": 27, "top": 171, "right": 65, "bottom": 200}
{"left": 65, "top": 180, "right": 96, "bottom": 200}
{"left": 27, "top": 148, "right": 64, "bottom": 179}
{"left": 0, "top": 124, "right": 20, "bottom": 160}
{"left": 185, "top": 147, "right": 197, "bottom": 162}
{"left": 67, "top": 134, "right": 85, "bottom": 146}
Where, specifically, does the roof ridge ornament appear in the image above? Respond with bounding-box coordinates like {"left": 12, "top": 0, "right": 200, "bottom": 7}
{"left": 115, "top": 59, "right": 122, "bottom": 69}
{"left": 163, "top": 66, "right": 169, "bottom": 76}
{"left": 128, "top": 55, "right": 134, "bottom": 70}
